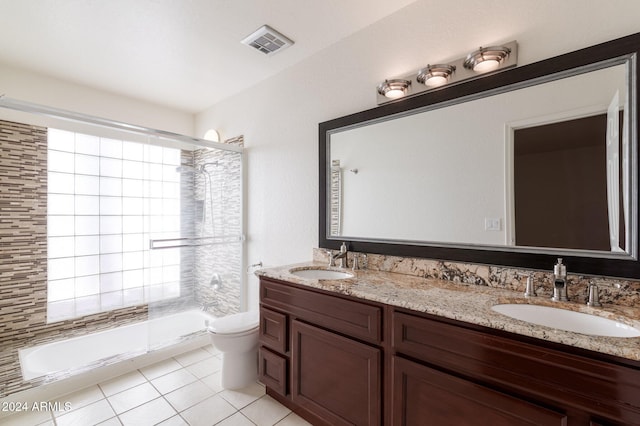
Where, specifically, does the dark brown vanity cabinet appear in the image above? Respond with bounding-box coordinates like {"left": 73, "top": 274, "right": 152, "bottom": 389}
{"left": 392, "top": 356, "right": 566, "bottom": 425}
{"left": 259, "top": 277, "right": 640, "bottom": 425}
{"left": 392, "top": 309, "right": 640, "bottom": 426}
{"left": 259, "top": 278, "right": 384, "bottom": 426}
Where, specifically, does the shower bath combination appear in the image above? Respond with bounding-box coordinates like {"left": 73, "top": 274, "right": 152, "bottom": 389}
{"left": 0, "top": 99, "right": 245, "bottom": 405}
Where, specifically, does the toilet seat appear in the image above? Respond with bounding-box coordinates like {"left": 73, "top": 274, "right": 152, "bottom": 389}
{"left": 208, "top": 311, "right": 259, "bottom": 335}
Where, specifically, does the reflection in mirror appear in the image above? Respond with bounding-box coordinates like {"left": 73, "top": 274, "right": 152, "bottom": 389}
{"left": 328, "top": 62, "right": 632, "bottom": 257}
{"left": 512, "top": 112, "right": 626, "bottom": 252}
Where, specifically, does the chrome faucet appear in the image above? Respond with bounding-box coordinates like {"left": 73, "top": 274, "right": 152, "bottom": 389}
{"left": 551, "top": 258, "right": 568, "bottom": 302}
{"left": 587, "top": 282, "right": 602, "bottom": 307}
{"left": 523, "top": 274, "right": 535, "bottom": 297}
{"left": 331, "top": 242, "right": 348, "bottom": 268}
{"left": 352, "top": 253, "right": 367, "bottom": 271}
{"left": 325, "top": 250, "right": 335, "bottom": 267}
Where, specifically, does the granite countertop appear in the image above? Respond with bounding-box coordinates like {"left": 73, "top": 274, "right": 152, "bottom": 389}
{"left": 257, "top": 261, "right": 640, "bottom": 362}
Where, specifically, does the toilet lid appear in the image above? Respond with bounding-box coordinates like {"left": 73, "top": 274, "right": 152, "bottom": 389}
{"left": 208, "top": 311, "right": 259, "bottom": 334}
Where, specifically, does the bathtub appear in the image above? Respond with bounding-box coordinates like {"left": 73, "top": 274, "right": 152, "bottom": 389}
{"left": 19, "top": 309, "right": 214, "bottom": 381}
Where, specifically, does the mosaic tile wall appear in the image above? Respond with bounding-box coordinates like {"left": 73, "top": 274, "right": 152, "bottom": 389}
{"left": 193, "top": 136, "right": 243, "bottom": 317}
{"left": 0, "top": 120, "right": 150, "bottom": 397}
{"left": 0, "top": 120, "right": 48, "bottom": 344}
{"left": 314, "top": 248, "right": 640, "bottom": 307}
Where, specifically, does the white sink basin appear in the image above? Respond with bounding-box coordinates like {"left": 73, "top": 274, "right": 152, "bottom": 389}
{"left": 289, "top": 268, "right": 354, "bottom": 280}
{"left": 491, "top": 304, "right": 640, "bottom": 338}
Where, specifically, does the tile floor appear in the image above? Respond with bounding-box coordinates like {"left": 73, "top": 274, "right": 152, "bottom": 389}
{"left": 0, "top": 345, "right": 311, "bottom": 426}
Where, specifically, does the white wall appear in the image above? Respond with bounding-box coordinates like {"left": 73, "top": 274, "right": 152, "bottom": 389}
{"left": 0, "top": 62, "right": 194, "bottom": 136}
{"left": 195, "top": 0, "right": 640, "bottom": 309}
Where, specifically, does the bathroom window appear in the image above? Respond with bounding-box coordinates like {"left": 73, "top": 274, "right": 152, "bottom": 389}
{"left": 46, "top": 128, "right": 182, "bottom": 322}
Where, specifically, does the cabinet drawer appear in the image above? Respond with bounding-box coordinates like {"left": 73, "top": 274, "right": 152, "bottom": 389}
{"left": 260, "top": 278, "right": 382, "bottom": 344}
{"left": 260, "top": 307, "right": 288, "bottom": 353}
{"left": 259, "top": 347, "right": 288, "bottom": 396}
{"left": 392, "top": 356, "right": 567, "bottom": 426}
{"left": 258, "top": 346, "right": 287, "bottom": 395}
{"left": 393, "top": 310, "right": 640, "bottom": 424}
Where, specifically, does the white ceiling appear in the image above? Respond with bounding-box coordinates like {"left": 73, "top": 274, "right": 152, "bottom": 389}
{"left": 0, "top": 0, "right": 417, "bottom": 113}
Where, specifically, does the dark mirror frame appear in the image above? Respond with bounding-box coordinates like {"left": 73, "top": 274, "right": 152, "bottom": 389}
{"left": 319, "top": 32, "right": 640, "bottom": 278}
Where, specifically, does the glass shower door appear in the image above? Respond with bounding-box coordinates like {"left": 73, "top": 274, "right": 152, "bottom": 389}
{"left": 146, "top": 138, "right": 244, "bottom": 350}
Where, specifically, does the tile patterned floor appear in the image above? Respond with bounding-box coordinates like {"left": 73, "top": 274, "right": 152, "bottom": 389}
{"left": 0, "top": 345, "right": 311, "bottom": 426}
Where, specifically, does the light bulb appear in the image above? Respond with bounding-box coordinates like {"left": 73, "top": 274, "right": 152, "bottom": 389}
{"left": 385, "top": 88, "right": 406, "bottom": 99}
{"left": 424, "top": 75, "right": 448, "bottom": 87}
{"left": 473, "top": 59, "right": 501, "bottom": 73}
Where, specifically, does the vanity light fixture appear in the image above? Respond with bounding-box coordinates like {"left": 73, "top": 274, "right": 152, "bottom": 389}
{"left": 463, "top": 45, "right": 512, "bottom": 73}
{"left": 377, "top": 79, "right": 412, "bottom": 99}
{"left": 416, "top": 64, "right": 456, "bottom": 88}
{"left": 376, "top": 40, "right": 517, "bottom": 104}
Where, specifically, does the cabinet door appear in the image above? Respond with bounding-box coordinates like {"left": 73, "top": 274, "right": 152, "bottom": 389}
{"left": 291, "top": 320, "right": 381, "bottom": 426}
{"left": 393, "top": 356, "right": 567, "bottom": 426}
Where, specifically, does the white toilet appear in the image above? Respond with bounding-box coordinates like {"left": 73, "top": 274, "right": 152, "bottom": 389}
{"left": 208, "top": 310, "right": 260, "bottom": 389}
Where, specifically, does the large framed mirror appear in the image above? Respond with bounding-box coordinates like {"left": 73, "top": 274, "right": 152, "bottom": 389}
{"left": 319, "top": 33, "right": 640, "bottom": 278}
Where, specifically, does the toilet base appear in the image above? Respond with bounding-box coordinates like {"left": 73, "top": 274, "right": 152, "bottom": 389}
{"left": 221, "top": 349, "right": 258, "bottom": 389}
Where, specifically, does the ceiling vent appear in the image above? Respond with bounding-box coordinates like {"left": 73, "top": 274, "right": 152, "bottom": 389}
{"left": 241, "top": 25, "right": 294, "bottom": 56}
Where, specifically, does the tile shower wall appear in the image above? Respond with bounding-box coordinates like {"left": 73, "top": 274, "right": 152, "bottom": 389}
{"left": 193, "top": 136, "right": 243, "bottom": 317}
{"left": 314, "top": 248, "right": 640, "bottom": 307}
{"left": 0, "top": 120, "right": 48, "bottom": 344}
{"left": 0, "top": 120, "right": 149, "bottom": 397}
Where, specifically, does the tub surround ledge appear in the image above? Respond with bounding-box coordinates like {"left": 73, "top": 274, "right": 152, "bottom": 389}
{"left": 256, "top": 260, "right": 640, "bottom": 362}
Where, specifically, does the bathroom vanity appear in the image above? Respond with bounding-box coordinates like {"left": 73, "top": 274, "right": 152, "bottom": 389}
{"left": 259, "top": 277, "right": 382, "bottom": 425}
{"left": 257, "top": 267, "right": 640, "bottom": 426}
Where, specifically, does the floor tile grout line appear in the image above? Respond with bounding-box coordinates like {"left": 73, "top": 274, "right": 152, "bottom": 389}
{"left": 148, "top": 370, "right": 199, "bottom": 399}
{"left": 166, "top": 395, "right": 192, "bottom": 426}
{"left": 95, "top": 377, "right": 122, "bottom": 424}
{"left": 109, "top": 360, "right": 218, "bottom": 425}
{"left": 217, "top": 392, "right": 251, "bottom": 411}
{"left": 52, "top": 366, "right": 163, "bottom": 425}
{"left": 214, "top": 410, "right": 260, "bottom": 426}
{"left": 107, "top": 366, "right": 179, "bottom": 424}
{"left": 50, "top": 383, "right": 110, "bottom": 424}
{"left": 158, "top": 393, "right": 181, "bottom": 425}
{"left": 4, "top": 345, "right": 301, "bottom": 426}
{"left": 114, "top": 355, "right": 218, "bottom": 425}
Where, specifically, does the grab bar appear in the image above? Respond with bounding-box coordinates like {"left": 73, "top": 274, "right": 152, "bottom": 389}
{"left": 149, "top": 234, "right": 245, "bottom": 250}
